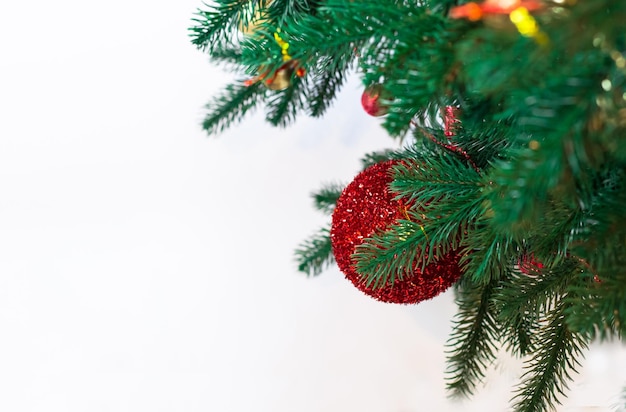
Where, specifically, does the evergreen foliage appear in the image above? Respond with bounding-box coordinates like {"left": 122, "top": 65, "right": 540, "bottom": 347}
{"left": 295, "top": 226, "right": 334, "bottom": 276}
{"left": 190, "top": 0, "right": 626, "bottom": 409}
{"left": 311, "top": 182, "right": 344, "bottom": 214}
{"left": 446, "top": 278, "right": 500, "bottom": 397}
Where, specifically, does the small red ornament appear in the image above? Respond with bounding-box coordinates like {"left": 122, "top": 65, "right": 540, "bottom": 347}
{"left": 518, "top": 254, "right": 544, "bottom": 275}
{"left": 361, "top": 84, "right": 388, "bottom": 117}
{"left": 330, "top": 160, "right": 463, "bottom": 304}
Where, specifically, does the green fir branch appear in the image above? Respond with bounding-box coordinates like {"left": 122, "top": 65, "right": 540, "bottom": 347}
{"left": 445, "top": 279, "right": 500, "bottom": 398}
{"left": 497, "top": 260, "right": 577, "bottom": 316}
{"left": 450, "top": 103, "right": 515, "bottom": 169}
{"left": 527, "top": 207, "right": 585, "bottom": 267}
{"left": 325, "top": 0, "right": 456, "bottom": 137}
{"left": 208, "top": 47, "right": 244, "bottom": 69}
{"left": 306, "top": 64, "right": 348, "bottom": 118}
{"left": 560, "top": 172, "right": 626, "bottom": 340}
{"left": 238, "top": 10, "right": 361, "bottom": 74}
{"left": 312, "top": 182, "right": 344, "bottom": 215}
{"left": 278, "top": 0, "right": 458, "bottom": 137}
{"left": 500, "top": 300, "right": 536, "bottom": 357}
{"left": 565, "top": 262, "right": 626, "bottom": 340}
{"left": 512, "top": 301, "right": 588, "bottom": 412}
{"left": 265, "top": 0, "right": 324, "bottom": 25}
{"left": 352, "top": 219, "right": 430, "bottom": 289}
{"left": 495, "top": 259, "right": 579, "bottom": 356}
{"left": 265, "top": 75, "right": 306, "bottom": 127}
{"left": 190, "top": 1, "right": 253, "bottom": 52}
{"left": 360, "top": 150, "right": 396, "bottom": 169}
{"left": 295, "top": 226, "right": 334, "bottom": 276}
{"left": 391, "top": 155, "right": 487, "bottom": 267}
{"left": 460, "top": 229, "right": 520, "bottom": 285}
{"left": 390, "top": 156, "right": 483, "bottom": 207}
{"left": 569, "top": 170, "right": 626, "bottom": 272}
{"left": 303, "top": 38, "right": 355, "bottom": 118}
{"left": 202, "top": 82, "right": 265, "bottom": 135}
{"left": 484, "top": 143, "right": 566, "bottom": 236}
{"left": 352, "top": 207, "right": 476, "bottom": 288}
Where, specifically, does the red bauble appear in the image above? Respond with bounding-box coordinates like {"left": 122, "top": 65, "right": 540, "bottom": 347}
{"left": 518, "top": 254, "right": 544, "bottom": 275}
{"left": 330, "top": 160, "right": 463, "bottom": 304}
{"left": 361, "top": 84, "right": 388, "bottom": 117}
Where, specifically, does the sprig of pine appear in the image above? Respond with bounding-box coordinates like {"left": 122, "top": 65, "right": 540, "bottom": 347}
{"left": 446, "top": 279, "right": 500, "bottom": 397}
{"left": 295, "top": 226, "right": 334, "bottom": 277}
{"left": 202, "top": 82, "right": 265, "bottom": 135}
{"left": 311, "top": 182, "right": 344, "bottom": 215}
{"left": 512, "top": 300, "right": 588, "bottom": 412}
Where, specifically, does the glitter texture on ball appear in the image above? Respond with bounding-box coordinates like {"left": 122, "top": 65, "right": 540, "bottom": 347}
{"left": 330, "top": 160, "right": 463, "bottom": 304}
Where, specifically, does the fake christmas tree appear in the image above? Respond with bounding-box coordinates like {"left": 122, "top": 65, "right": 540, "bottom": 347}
{"left": 189, "top": 0, "right": 626, "bottom": 410}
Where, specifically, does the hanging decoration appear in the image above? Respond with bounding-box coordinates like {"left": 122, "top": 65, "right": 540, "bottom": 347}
{"left": 331, "top": 160, "right": 463, "bottom": 304}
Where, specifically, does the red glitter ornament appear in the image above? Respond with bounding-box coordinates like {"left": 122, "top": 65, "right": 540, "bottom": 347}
{"left": 361, "top": 84, "right": 388, "bottom": 117}
{"left": 330, "top": 160, "right": 463, "bottom": 304}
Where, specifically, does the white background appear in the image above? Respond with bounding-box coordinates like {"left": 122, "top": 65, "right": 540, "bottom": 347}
{"left": 1, "top": 1, "right": 625, "bottom": 411}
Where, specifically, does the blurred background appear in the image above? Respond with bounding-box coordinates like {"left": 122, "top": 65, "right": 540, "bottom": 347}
{"left": 1, "top": 1, "right": 625, "bottom": 410}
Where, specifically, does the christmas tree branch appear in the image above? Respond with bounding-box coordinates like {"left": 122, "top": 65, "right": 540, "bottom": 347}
{"left": 311, "top": 182, "right": 344, "bottom": 215}
{"left": 561, "top": 171, "right": 626, "bottom": 339}
{"left": 207, "top": 47, "right": 244, "bottom": 71}
{"left": 295, "top": 226, "right": 334, "bottom": 277}
{"left": 279, "top": 0, "right": 459, "bottom": 136}
{"left": 352, "top": 219, "right": 430, "bottom": 289}
{"left": 512, "top": 300, "right": 588, "bottom": 412}
{"left": 446, "top": 279, "right": 500, "bottom": 398}
{"left": 565, "top": 261, "right": 626, "bottom": 340}
{"left": 202, "top": 82, "right": 265, "bottom": 135}
{"left": 390, "top": 156, "right": 483, "bottom": 205}
{"left": 495, "top": 259, "right": 579, "bottom": 356}
{"left": 460, "top": 228, "right": 520, "bottom": 285}
{"left": 360, "top": 150, "right": 397, "bottom": 169}
{"left": 416, "top": 127, "right": 481, "bottom": 174}
{"left": 306, "top": 62, "right": 349, "bottom": 118}
{"left": 528, "top": 207, "right": 584, "bottom": 267}
{"left": 265, "top": 75, "right": 306, "bottom": 127}
{"left": 356, "top": 8, "right": 456, "bottom": 137}
{"left": 392, "top": 153, "right": 485, "bottom": 252}
{"left": 190, "top": 0, "right": 254, "bottom": 52}
{"left": 451, "top": 105, "right": 514, "bottom": 170}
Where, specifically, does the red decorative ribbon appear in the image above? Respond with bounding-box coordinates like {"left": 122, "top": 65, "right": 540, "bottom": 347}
{"left": 444, "top": 105, "right": 460, "bottom": 137}
{"left": 411, "top": 106, "right": 481, "bottom": 174}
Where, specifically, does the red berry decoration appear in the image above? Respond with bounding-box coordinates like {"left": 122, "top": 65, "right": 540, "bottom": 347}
{"left": 361, "top": 84, "right": 389, "bottom": 117}
{"left": 330, "top": 160, "right": 463, "bottom": 304}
